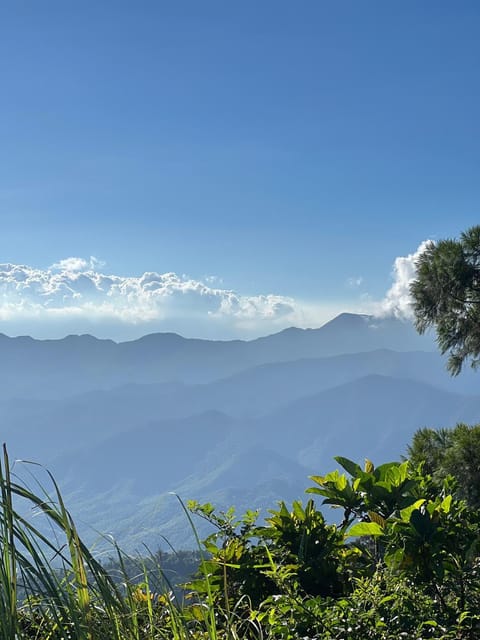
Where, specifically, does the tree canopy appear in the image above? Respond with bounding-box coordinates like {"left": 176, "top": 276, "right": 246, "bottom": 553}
{"left": 408, "top": 423, "right": 480, "bottom": 509}
{"left": 410, "top": 225, "right": 480, "bottom": 374}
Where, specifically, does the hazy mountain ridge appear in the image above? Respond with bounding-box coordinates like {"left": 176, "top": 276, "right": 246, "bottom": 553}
{"left": 5, "top": 313, "right": 479, "bottom": 550}
{"left": 0, "top": 313, "right": 434, "bottom": 399}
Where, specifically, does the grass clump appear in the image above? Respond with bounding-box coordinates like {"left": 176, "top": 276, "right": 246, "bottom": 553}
{"left": 0, "top": 444, "right": 261, "bottom": 639}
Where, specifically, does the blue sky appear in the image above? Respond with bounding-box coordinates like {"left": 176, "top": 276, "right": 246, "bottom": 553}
{"left": 0, "top": 2, "right": 479, "bottom": 339}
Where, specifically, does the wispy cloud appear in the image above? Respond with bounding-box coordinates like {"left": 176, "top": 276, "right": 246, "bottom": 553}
{"left": 346, "top": 276, "right": 364, "bottom": 288}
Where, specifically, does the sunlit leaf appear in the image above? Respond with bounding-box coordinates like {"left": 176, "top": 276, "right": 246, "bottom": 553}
{"left": 347, "top": 522, "right": 384, "bottom": 537}
{"left": 400, "top": 499, "right": 426, "bottom": 522}
{"left": 364, "top": 459, "right": 374, "bottom": 474}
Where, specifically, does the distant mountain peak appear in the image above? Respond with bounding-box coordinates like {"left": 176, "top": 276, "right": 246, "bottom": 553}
{"left": 62, "top": 334, "right": 106, "bottom": 342}
{"left": 133, "top": 332, "right": 186, "bottom": 344}
{"left": 321, "top": 312, "right": 373, "bottom": 329}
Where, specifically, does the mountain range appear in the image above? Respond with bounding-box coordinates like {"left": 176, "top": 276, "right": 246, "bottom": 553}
{"left": 4, "top": 313, "right": 480, "bottom": 550}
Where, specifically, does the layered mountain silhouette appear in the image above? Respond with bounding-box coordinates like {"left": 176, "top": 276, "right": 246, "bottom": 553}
{"left": 0, "top": 313, "right": 433, "bottom": 399}
{"left": 4, "top": 313, "right": 480, "bottom": 549}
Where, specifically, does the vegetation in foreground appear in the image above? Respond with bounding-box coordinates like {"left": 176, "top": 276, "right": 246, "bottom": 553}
{"left": 2, "top": 422, "right": 480, "bottom": 640}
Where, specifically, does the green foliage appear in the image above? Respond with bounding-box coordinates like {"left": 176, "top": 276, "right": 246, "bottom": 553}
{"left": 265, "top": 498, "right": 348, "bottom": 597}
{"left": 409, "top": 423, "right": 480, "bottom": 509}
{"left": 410, "top": 225, "right": 480, "bottom": 374}
{"left": 308, "top": 454, "right": 480, "bottom": 591}
{"left": 2, "top": 442, "right": 480, "bottom": 638}
{"left": 187, "top": 497, "right": 348, "bottom": 609}
{"left": 184, "top": 453, "right": 480, "bottom": 638}
{"left": 406, "top": 426, "right": 453, "bottom": 476}
{"left": 307, "top": 457, "right": 419, "bottom": 529}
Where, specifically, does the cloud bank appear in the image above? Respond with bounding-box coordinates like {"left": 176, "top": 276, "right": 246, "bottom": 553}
{"left": 0, "top": 260, "right": 307, "bottom": 339}
{"left": 0, "top": 242, "right": 430, "bottom": 340}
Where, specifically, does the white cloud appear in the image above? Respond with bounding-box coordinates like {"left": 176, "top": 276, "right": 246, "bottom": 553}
{"left": 374, "top": 240, "right": 432, "bottom": 319}
{"left": 0, "top": 243, "right": 435, "bottom": 340}
{"left": 0, "top": 258, "right": 310, "bottom": 339}
{"left": 50, "top": 256, "right": 105, "bottom": 272}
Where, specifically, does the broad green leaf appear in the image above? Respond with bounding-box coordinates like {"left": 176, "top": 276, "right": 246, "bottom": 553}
{"left": 203, "top": 541, "right": 219, "bottom": 554}
{"left": 420, "top": 620, "right": 438, "bottom": 628}
{"left": 400, "top": 499, "right": 425, "bottom": 522}
{"left": 440, "top": 494, "right": 452, "bottom": 513}
{"left": 384, "top": 466, "right": 401, "bottom": 487}
{"left": 397, "top": 461, "right": 409, "bottom": 483}
{"left": 458, "top": 611, "right": 471, "bottom": 624}
{"left": 305, "top": 486, "right": 327, "bottom": 495}
{"left": 311, "top": 470, "right": 350, "bottom": 492}
{"left": 334, "top": 456, "right": 362, "bottom": 477}
{"left": 374, "top": 461, "right": 400, "bottom": 480}
{"left": 292, "top": 501, "right": 305, "bottom": 520}
{"left": 348, "top": 521, "right": 384, "bottom": 537}
{"left": 335, "top": 473, "right": 348, "bottom": 491}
